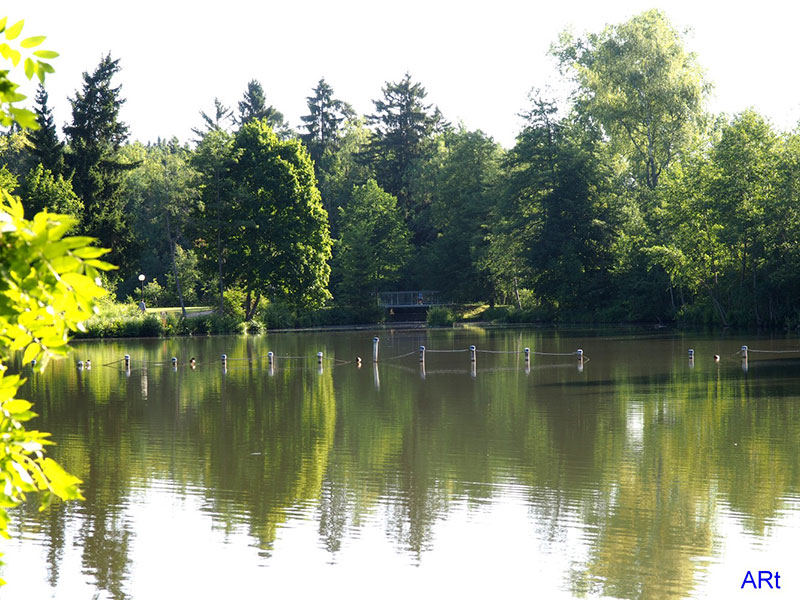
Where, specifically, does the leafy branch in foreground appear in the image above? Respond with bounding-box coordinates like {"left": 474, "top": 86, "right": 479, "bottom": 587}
{"left": 0, "top": 16, "right": 58, "bottom": 129}
{"left": 0, "top": 191, "right": 115, "bottom": 584}
{"left": 0, "top": 15, "right": 113, "bottom": 584}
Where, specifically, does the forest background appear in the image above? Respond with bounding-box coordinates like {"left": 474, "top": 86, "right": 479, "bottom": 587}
{"left": 4, "top": 8, "right": 800, "bottom": 331}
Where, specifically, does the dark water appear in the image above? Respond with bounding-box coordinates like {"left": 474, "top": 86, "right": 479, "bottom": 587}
{"left": 4, "top": 328, "right": 800, "bottom": 599}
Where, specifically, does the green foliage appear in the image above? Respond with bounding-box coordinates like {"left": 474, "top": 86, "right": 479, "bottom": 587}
{"left": 365, "top": 73, "right": 444, "bottom": 229}
{"left": 426, "top": 306, "right": 456, "bottom": 327}
{"left": 316, "top": 117, "right": 374, "bottom": 237}
{"left": 419, "top": 127, "right": 503, "bottom": 301}
{"left": 300, "top": 77, "right": 353, "bottom": 170}
{"left": 28, "top": 84, "right": 63, "bottom": 173}
{"left": 163, "top": 245, "right": 201, "bottom": 306}
{"left": 0, "top": 16, "right": 58, "bottom": 129}
{"left": 63, "top": 54, "right": 136, "bottom": 276}
{"left": 228, "top": 119, "right": 332, "bottom": 313}
{"left": 121, "top": 140, "right": 201, "bottom": 312}
{"left": 21, "top": 163, "right": 82, "bottom": 218}
{"left": 0, "top": 190, "right": 113, "bottom": 582}
{"left": 236, "top": 79, "right": 290, "bottom": 137}
{"left": 142, "top": 278, "right": 164, "bottom": 306}
{"left": 553, "top": 9, "right": 707, "bottom": 190}
{"left": 335, "top": 179, "right": 410, "bottom": 307}
{"left": 222, "top": 285, "right": 247, "bottom": 321}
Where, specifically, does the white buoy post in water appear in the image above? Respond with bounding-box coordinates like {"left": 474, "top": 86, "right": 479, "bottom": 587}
{"left": 419, "top": 345, "right": 426, "bottom": 362}
{"left": 688, "top": 348, "right": 695, "bottom": 368}
{"left": 268, "top": 351, "right": 274, "bottom": 367}
{"left": 524, "top": 348, "right": 531, "bottom": 375}
{"left": 317, "top": 351, "right": 324, "bottom": 364}
{"left": 124, "top": 354, "right": 130, "bottom": 370}
{"left": 577, "top": 349, "right": 584, "bottom": 372}
{"left": 373, "top": 337, "right": 379, "bottom": 363}
{"left": 221, "top": 354, "right": 227, "bottom": 374}
{"left": 171, "top": 357, "right": 178, "bottom": 370}
{"left": 741, "top": 345, "right": 748, "bottom": 360}
{"left": 469, "top": 345, "right": 476, "bottom": 362}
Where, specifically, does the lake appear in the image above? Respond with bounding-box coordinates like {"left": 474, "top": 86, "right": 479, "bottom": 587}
{"left": 3, "top": 327, "right": 800, "bottom": 598}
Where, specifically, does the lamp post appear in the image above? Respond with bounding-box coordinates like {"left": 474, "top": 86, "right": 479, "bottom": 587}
{"left": 138, "top": 274, "right": 146, "bottom": 304}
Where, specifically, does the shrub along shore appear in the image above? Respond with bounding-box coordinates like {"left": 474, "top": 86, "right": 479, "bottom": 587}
{"left": 72, "top": 301, "right": 699, "bottom": 340}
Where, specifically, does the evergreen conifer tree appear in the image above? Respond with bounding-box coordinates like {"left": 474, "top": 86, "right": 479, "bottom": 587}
{"left": 63, "top": 54, "right": 136, "bottom": 274}
{"left": 29, "top": 85, "right": 64, "bottom": 174}
{"left": 366, "top": 73, "right": 443, "bottom": 219}
{"left": 236, "top": 79, "right": 290, "bottom": 137}
{"left": 300, "top": 78, "right": 352, "bottom": 169}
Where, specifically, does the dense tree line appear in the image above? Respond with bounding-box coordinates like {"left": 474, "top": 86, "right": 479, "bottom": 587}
{"left": 6, "top": 9, "right": 800, "bottom": 329}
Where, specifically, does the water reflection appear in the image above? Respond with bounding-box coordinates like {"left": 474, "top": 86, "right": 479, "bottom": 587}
{"left": 4, "top": 330, "right": 800, "bottom": 599}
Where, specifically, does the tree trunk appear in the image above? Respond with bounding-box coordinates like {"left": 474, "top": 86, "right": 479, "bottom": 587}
{"left": 215, "top": 166, "right": 225, "bottom": 314}
{"left": 245, "top": 290, "right": 261, "bottom": 321}
{"left": 704, "top": 283, "right": 729, "bottom": 327}
{"left": 166, "top": 211, "right": 186, "bottom": 318}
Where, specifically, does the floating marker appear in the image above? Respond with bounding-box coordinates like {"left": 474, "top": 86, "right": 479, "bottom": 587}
{"left": 741, "top": 345, "right": 748, "bottom": 360}
{"left": 317, "top": 351, "right": 324, "bottom": 364}
{"left": 577, "top": 349, "right": 584, "bottom": 372}
{"left": 688, "top": 349, "right": 695, "bottom": 359}
{"left": 419, "top": 345, "right": 426, "bottom": 362}
{"left": 469, "top": 345, "right": 476, "bottom": 362}
{"left": 373, "top": 337, "right": 380, "bottom": 363}
{"left": 124, "top": 354, "right": 130, "bottom": 369}
{"left": 77, "top": 360, "right": 84, "bottom": 370}
{"left": 171, "top": 357, "right": 178, "bottom": 366}
{"left": 221, "top": 354, "right": 227, "bottom": 368}
{"left": 524, "top": 347, "right": 530, "bottom": 362}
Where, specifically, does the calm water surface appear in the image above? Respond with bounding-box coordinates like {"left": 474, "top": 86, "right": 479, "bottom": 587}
{"left": 4, "top": 327, "right": 800, "bottom": 599}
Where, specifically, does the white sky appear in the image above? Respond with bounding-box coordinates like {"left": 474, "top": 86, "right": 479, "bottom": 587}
{"left": 14, "top": 1, "right": 800, "bottom": 149}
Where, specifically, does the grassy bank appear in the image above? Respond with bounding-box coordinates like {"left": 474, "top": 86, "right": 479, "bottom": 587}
{"left": 73, "top": 302, "right": 388, "bottom": 339}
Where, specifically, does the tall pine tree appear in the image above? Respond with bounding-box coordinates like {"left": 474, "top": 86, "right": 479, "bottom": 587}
{"left": 236, "top": 79, "right": 290, "bottom": 137}
{"left": 64, "top": 54, "right": 136, "bottom": 275}
{"left": 29, "top": 85, "right": 64, "bottom": 174}
{"left": 300, "top": 78, "right": 352, "bottom": 170}
{"left": 192, "top": 98, "right": 234, "bottom": 139}
{"left": 366, "top": 73, "right": 443, "bottom": 225}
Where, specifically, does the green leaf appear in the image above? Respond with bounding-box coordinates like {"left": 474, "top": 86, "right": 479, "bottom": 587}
{"left": 23, "top": 57, "right": 33, "bottom": 80}
{"left": 32, "top": 50, "right": 58, "bottom": 59}
{"left": 4, "top": 20, "right": 23, "bottom": 41}
{"left": 3, "top": 399, "right": 33, "bottom": 415}
{"left": 21, "top": 344, "right": 39, "bottom": 366}
{"left": 8, "top": 107, "right": 37, "bottom": 130}
{"left": 71, "top": 246, "right": 109, "bottom": 259}
{"left": 7, "top": 47, "right": 20, "bottom": 66}
{"left": 0, "top": 17, "right": 7, "bottom": 33}
{"left": 20, "top": 36, "right": 45, "bottom": 48}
